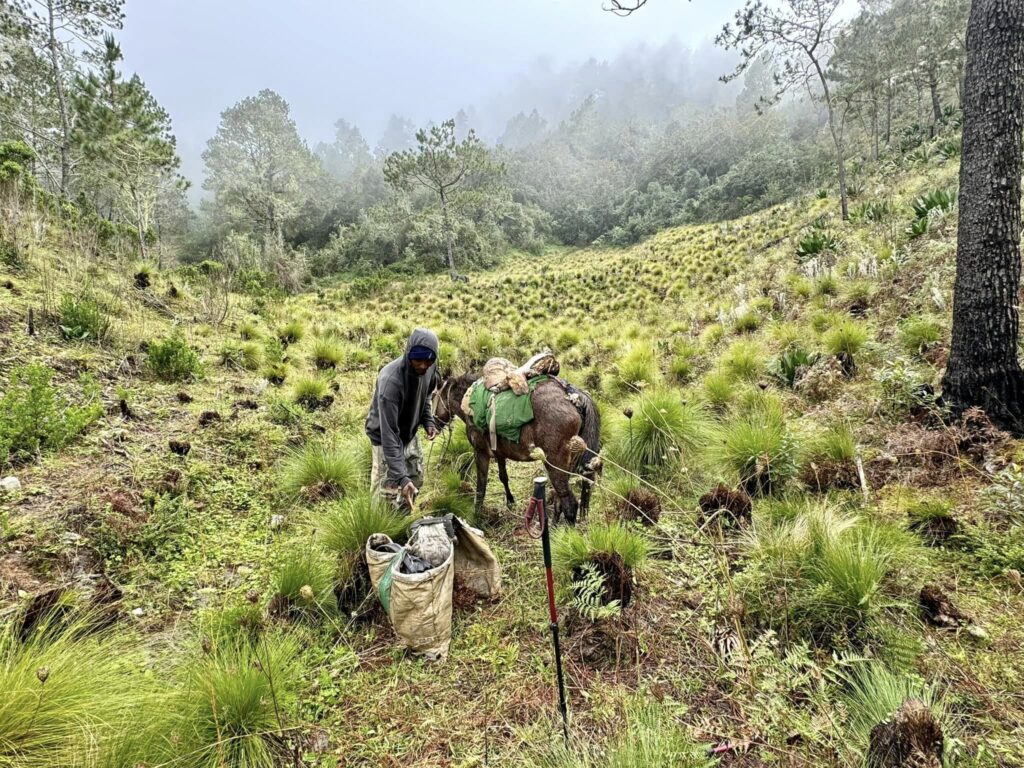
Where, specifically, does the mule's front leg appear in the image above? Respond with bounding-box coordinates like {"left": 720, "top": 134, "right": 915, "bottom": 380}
{"left": 497, "top": 458, "right": 515, "bottom": 509}
{"left": 474, "top": 451, "right": 491, "bottom": 517}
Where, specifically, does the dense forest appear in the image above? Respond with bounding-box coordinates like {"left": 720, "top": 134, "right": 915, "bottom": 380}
{"left": 1, "top": 0, "right": 969, "bottom": 278}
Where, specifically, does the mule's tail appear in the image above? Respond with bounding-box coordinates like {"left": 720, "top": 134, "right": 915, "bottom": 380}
{"left": 575, "top": 391, "right": 602, "bottom": 480}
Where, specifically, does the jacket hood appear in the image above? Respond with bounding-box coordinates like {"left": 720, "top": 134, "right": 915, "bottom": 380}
{"left": 405, "top": 328, "right": 439, "bottom": 358}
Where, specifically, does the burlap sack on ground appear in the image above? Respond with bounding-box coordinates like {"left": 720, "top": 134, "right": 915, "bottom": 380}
{"left": 452, "top": 516, "right": 502, "bottom": 598}
{"left": 365, "top": 517, "right": 501, "bottom": 660}
{"left": 365, "top": 529, "right": 455, "bottom": 660}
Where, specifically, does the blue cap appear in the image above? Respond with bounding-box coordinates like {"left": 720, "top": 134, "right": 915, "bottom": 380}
{"left": 408, "top": 345, "right": 436, "bottom": 361}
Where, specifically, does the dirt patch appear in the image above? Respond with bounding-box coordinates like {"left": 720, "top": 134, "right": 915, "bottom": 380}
{"left": 799, "top": 458, "right": 860, "bottom": 492}
{"left": 919, "top": 584, "right": 969, "bottom": 628}
{"left": 875, "top": 407, "right": 1010, "bottom": 487}
{"left": 615, "top": 487, "right": 661, "bottom": 526}
{"left": 698, "top": 484, "right": 752, "bottom": 528}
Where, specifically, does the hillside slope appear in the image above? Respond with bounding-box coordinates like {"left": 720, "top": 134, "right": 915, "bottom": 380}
{"left": 2, "top": 152, "right": 1023, "bottom": 767}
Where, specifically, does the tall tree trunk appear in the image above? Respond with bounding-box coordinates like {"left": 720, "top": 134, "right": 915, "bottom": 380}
{"left": 45, "top": 1, "right": 71, "bottom": 197}
{"left": 439, "top": 187, "right": 459, "bottom": 281}
{"left": 885, "top": 79, "right": 893, "bottom": 146}
{"left": 941, "top": 0, "right": 1024, "bottom": 435}
{"left": 133, "top": 189, "right": 148, "bottom": 261}
{"left": 812, "top": 57, "right": 849, "bottom": 220}
{"left": 929, "top": 69, "right": 943, "bottom": 135}
{"left": 871, "top": 88, "right": 880, "bottom": 161}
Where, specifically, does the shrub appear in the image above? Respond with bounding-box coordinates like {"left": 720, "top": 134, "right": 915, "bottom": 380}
{"left": 290, "top": 374, "right": 331, "bottom": 410}
{"left": 849, "top": 200, "right": 892, "bottom": 222}
{"left": 899, "top": 317, "right": 942, "bottom": 356}
{"left": 874, "top": 358, "right": 930, "bottom": 419}
{"left": 58, "top": 293, "right": 110, "bottom": 341}
{"left": 146, "top": 334, "right": 202, "bottom": 381}
{"left": 269, "top": 543, "right": 336, "bottom": 619}
{"left": 911, "top": 188, "right": 957, "bottom": 220}
{"left": 718, "top": 395, "right": 797, "bottom": 496}
{"left": 611, "top": 390, "right": 708, "bottom": 479}
{"left": 823, "top": 320, "right": 869, "bottom": 358}
{"left": 702, "top": 371, "right": 735, "bottom": 410}
{"left": 279, "top": 442, "right": 361, "bottom": 503}
{"left": 178, "top": 632, "right": 301, "bottom": 767}
{"left": 277, "top": 319, "right": 306, "bottom": 345}
{"left": 611, "top": 343, "right": 660, "bottom": 395}
{"left": 772, "top": 347, "right": 819, "bottom": 388}
{"left": 320, "top": 492, "right": 410, "bottom": 583}
{"left": 981, "top": 463, "right": 1024, "bottom": 525}
{"left": 795, "top": 229, "right": 840, "bottom": 261}
{"left": 311, "top": 338, "right": 345, "bottom": 370}
{"left": 0, "top": 364, "right": 102, "bottom": 468}
{"left": 720, "top": 340, "right": 763, "bottom": 382}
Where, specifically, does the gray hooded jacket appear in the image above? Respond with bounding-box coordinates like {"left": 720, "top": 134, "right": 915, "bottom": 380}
{"left": 365, "top": 328, "right": 438, "bottom": 488}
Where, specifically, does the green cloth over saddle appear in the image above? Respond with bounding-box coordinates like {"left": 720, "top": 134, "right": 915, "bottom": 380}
{"left": 467, "top": 376, "right": 550, "bottom": 444}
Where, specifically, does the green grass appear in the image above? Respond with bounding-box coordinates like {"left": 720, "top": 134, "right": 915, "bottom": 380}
{"left": 808, "top": 423, "right": 857, "bottom": 462}
{"left": 311, "top": 338, "right": 346, "bottom": 370}
{"left": 835, "top": 660, "right": 944, "bottom": 762}
{"left": 702, "top": 370, "right": 736, "bottom": 410}
{"left": 219, "top": 340, "right": 263, "bottom": 370}
{"left": 0, "top": 613, "right": 158, "bottom": 767}
{"left": 178, "top": 632, "right": 302, "bottom": 768}
{"left": 720, "top": 340, "right": 764, "bottom": 382}
{"left": 277, "top": 319, "right": 306, "bottom": 345}
{"left": 610, "top": 390, "right": 708, "bottom": 479}
{"left": 899, "top": 317, "right": 943, "bottom": 356}
{"left": 319, "top": 492, "right": 410, "bottom": 582}
{"left": 553, "top": 521, "right": 650, "bottom": 576}
{"left": 423, "top": 469, "right": 476, "bottom": 523}
{"left": 718, "top": 395, "right": 797, "bottom": 496}
{"left": 279, "top": 441, "right": 361, "bottom": 503}
{"left": 737, "top": 505, "right": 915, "bottom": 642}
{"left": 823, "top": 319, "right": 869, "bottom": 358}
{"left": 269, "top": 543, "right": 336, "bottom": 619}
{"left": 610, "top": 343, "right": 660, "bottom": 395}
{"left": 290, "top": 373, "right": 330, "bottom": 409}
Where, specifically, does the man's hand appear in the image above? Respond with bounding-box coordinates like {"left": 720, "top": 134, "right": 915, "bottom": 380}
{"left": 401, "top": 481, "right": 418, "bottom": 508}
{"left": 426, "top": 425, "right": 438, "bottom": 441}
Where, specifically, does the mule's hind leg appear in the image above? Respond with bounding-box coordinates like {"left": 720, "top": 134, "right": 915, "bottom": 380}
{"left": 497, "top": 458, "right": 515, "bottom": 509}
{"left": 548, "top": 456, "right": 579, "bottom": 525}
{"left": 579, "top": 473, "right": 592, "bottom": 521}
{"left": 474, "top": 451, "right": 491, "bottom": 517}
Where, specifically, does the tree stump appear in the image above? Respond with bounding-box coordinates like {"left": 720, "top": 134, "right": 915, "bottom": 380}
{"left": 867, "top": 698, "right": 943, "bottom": 768}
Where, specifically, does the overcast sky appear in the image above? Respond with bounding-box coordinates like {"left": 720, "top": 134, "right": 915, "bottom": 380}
{"left": 118, "top": 0, "right": 735, "bottom": 185}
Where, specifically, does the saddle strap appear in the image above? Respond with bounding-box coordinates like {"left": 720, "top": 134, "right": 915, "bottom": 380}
{"left": 488, "top": 393, "right": 498, "bottom": 452}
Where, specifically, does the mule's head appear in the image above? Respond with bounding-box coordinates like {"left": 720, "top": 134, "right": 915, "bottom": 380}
{"left": 431, "top": 373, "right": 475, "bottom": 430}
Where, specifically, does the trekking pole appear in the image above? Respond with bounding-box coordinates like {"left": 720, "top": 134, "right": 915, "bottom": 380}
{"left": 526, "top": 476, "right": 569, "bottom": 743}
